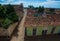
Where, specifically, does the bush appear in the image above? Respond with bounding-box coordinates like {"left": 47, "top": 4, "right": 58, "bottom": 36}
{"left": 2, "top": 18, "right": 12, "bottom": 29}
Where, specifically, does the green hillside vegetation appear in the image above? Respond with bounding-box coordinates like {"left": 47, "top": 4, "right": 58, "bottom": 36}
{"left": 0, "top": 4, "right": 18, "bottom": 29}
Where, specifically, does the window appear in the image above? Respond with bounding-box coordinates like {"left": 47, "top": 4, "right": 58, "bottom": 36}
{"left": 51, "top": 27, "right": 56, "bottom": 34}
{"left": 42, "top": 30, "right": 47, "bottom": 35}
{"left": 33, "top": 28, "right": 36, "bottom": 36}
{"left": 42, "top": 27, "right": 47, "bottom": 35}
{"left": 25, "top": 28, "right": 27, "bottom": 36}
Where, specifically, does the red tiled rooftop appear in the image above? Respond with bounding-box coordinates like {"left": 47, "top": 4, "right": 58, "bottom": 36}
{"left": 24, "top": 14, "right": 60, "bottom": 27}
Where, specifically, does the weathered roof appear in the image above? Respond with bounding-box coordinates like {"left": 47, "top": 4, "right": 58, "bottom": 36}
{"left": 24, "top": 14, "right": 60, "bottom": 27}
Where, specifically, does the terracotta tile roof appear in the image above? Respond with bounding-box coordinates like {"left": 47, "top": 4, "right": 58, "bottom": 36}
{"left": 24, "top": 14, "right": 60, "bottom": 27}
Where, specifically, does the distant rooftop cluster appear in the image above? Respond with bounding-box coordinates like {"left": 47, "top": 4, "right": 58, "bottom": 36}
{"left": 24, "top": 8, "right": 60, "bottom": 27}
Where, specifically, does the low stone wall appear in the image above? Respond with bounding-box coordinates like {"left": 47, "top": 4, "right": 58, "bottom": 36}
{"left": 7, "top": 22, "right": 18, "bottom": 36}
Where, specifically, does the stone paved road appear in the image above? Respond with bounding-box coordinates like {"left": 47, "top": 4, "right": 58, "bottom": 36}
{"left": 11, "top": 9, "right": 27, "bottom": 41}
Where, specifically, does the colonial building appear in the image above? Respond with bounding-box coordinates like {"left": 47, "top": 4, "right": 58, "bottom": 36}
{"left": 24, "top": 8, "right": 60, "bottom": 36}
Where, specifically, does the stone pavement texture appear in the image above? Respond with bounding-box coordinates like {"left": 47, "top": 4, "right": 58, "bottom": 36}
{"left": 11, "top": 9, "right": 27, "bottom": 41}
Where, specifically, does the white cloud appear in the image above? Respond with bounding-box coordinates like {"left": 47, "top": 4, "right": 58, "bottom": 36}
{"left": 38, "top": 1, "right": 60, "bottom": 8}
{"left": 0, "top": 0, "right": 60, "bottom": 8}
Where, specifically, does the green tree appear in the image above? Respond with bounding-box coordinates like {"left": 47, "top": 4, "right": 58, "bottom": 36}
{"left": 0, "top": 4, "right": 18, "bottom": 29}
{"left": 49, "top": 8, "right": 55, "bottom": 12}
{"left": 6, "top": 4, "right": 18, "bottom": 22}
{"left": 35, "top": 7, "right": 38, "bottom": 10}
{"left": 38, "top": 6, "right": 44, "bottom": 13}
{"left": 28, "top": 5, "right": 34, "bottom": 9}
{"left": 6, "top": 4, "right": 15, "bottom": 14}
{"left": 0, "top": 4, "right": 6, "bottom": 19}
{"left": 49, "top": 8, "right": 55, "bottom": 14}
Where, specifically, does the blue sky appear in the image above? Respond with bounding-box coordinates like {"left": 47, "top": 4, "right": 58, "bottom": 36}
{"left": 0, "top": 0, "right": 60, "bottom": 8}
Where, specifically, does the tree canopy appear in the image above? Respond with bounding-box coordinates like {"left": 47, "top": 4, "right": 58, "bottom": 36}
{"left": 38, "top": 6, "right": 44, "bottom": 13}
{"left": 0, "top": 4, "right": 6, "bottom": 19}
{"left": 0, "top": 4, "right": 18, "bottom": 29}
{"left": 49, "top": 8, "right": 55, "bottom": 14}
{"left": 28, "top": 5, "right": 34, "bottom": 9}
